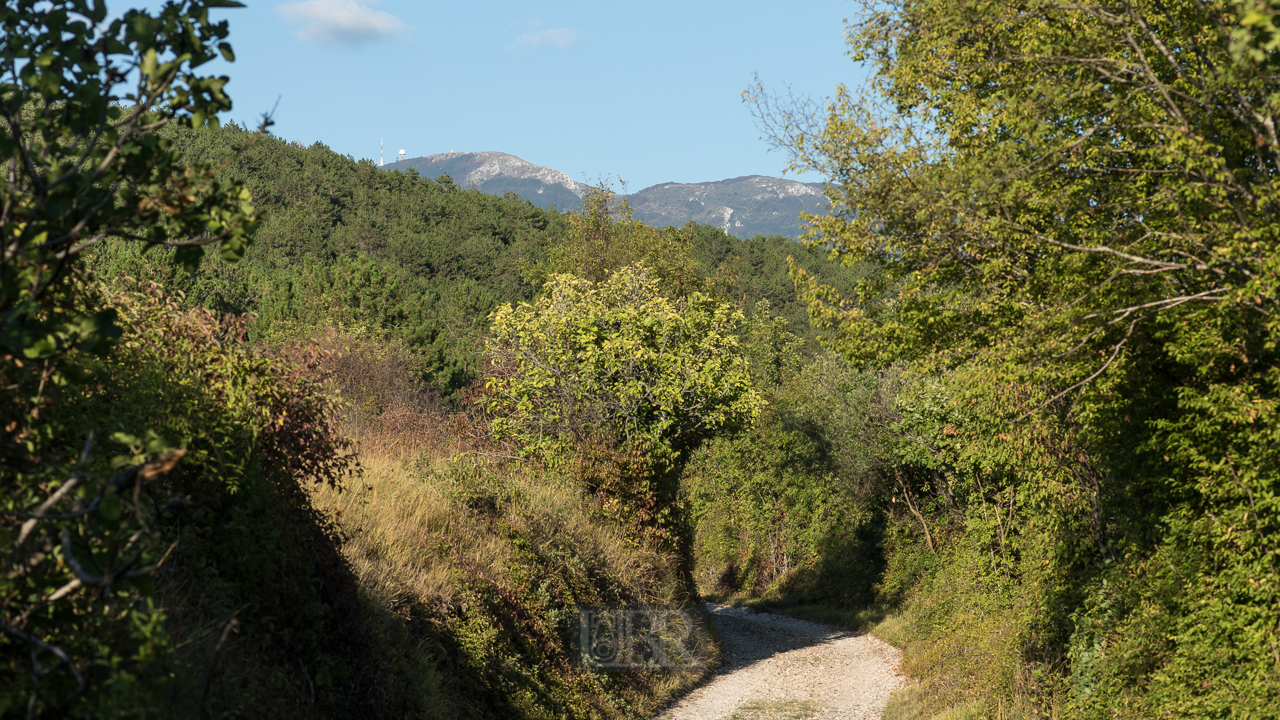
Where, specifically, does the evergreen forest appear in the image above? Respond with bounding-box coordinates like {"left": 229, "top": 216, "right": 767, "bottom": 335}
{"left": 4, "top": 1, "right": 1280, "bottom": 719}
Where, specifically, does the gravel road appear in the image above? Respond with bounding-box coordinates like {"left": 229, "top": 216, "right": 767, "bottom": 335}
{"left": 657, "top": 605, "right": 903, "bottom": 720}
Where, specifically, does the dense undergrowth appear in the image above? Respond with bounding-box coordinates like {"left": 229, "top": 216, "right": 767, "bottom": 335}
{"left": 4, "top": 283, "right": 715, "bottom": 718}
{"left": 686, "top": 354, "right": 1280, "bottom": 719}
{"left": 3, "top": 284, "right": 362, "bottom": 717}
{"left": 682, "top": 354, "right": 895, "bottom": 607}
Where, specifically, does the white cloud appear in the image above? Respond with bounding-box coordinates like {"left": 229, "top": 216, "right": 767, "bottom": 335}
{"left": 278, "top": 0, "right": 406, "bottom": 45}
{"left": 508, "top": 27, "right": 580, "bottom": 50}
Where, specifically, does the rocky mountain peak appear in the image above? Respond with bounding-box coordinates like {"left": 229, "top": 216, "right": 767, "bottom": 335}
{"left": 383, "top": 153, "right": 827, "bottom": 239}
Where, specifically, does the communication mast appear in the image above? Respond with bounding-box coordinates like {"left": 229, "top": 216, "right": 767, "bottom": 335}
{"left": 398, "top": 149, "right": 405, "bottom": 163}
{"left": 379, "top": 137, "right": 383, "bottom": 167}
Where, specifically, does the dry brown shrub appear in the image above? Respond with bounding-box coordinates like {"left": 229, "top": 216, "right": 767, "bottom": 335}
{"left": 278, "top": 330, "right": 453, "bottom": 462}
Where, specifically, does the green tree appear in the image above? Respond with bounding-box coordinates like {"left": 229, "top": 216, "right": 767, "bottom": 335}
{"left": 485, "top": 265, "right": 762, "bottom": 464}
{"left": 741, "top": 300, "right": 805, "bottom": 389}
{"left": 1, "top": 1, "right": 264, "bottom": 714}
{"left": 749, "top": 1, "right": 1280, "bottom": 715}
{"left": 528, "top": 185, "right": 720, "bottom": 298}
{"left": 484, "top": 265, "right": 762, "bottom": 546}
{"left": 755, "top": 0, "right": 1280, "bottom": 384}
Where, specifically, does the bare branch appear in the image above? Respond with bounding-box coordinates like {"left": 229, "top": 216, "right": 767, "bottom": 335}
{"left": 0, "top": 620, "right": 85, "bottom": 700}
{"left": 59, "top": 530, "right": 103, "bottom": 585}
{"left": 1026, "top": 318, "right": 1139, "bottom": 418}
{"left": 14, "top": 476, "right": 85, "bottom": 546}
{"left": 1082, "top": 288, "right": 1227, "bottom": 322}
{"left": 17, "top": 579, "right": 83, "bottom": 626}
{"left": 894, "top": 467, "right": 935, "bottom": 553}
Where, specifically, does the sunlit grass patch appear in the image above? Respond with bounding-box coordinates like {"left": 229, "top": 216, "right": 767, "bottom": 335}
{"left": 729, "top": 698, "right": 820, "bottom": 720}
{"left": 298, "top": 341, "right": 720, "bottom": 715}
{"left": 882, "top": 682, "right": 986, "bottom": 720}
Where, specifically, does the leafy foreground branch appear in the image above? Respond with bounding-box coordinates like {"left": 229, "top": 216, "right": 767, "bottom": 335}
{"left": 2, "top": 285, "right": 357, "bottom": 717}
{"left": 1, "top": 2, "right": 291, "bottom": 716}
{"left": 1, "top": 0, "right": 265, "bottom": 370}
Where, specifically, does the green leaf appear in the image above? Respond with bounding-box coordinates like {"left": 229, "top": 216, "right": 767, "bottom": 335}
{"left": 100, "top": 493, "right": 124, "bottom": 522}
{"left": 126, "top": 574, "right": 156, "bottom": 596}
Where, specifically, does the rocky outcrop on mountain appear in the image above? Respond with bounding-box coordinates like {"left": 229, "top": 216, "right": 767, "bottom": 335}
{"left": 627, "top": 175, "right": 826, "bottom": 239}
{"left": 384, "top": 152, "right": 587, "bottom": 212}
{"left": 384, "top": 153, "right": 827, "bottom": 238}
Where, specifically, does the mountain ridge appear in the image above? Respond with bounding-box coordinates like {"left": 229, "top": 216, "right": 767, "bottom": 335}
{"left": 383, "top": 152, "right": 827, "bottom": 239}
{"left": 628, "top": 174, "right": 825, "bottom": 238}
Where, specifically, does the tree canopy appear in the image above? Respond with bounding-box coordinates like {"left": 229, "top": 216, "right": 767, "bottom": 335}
{"left": 759, "top": 0, "right": 1280, "bottom": 387}
{"left": 484, "top": 265, "right": 763, "bottom": 464}
{"left": 1, "top": 0, "right": 261, "bottom": 365}
{"left": 746, "top": 1, "right": 1280, "bottom": 715}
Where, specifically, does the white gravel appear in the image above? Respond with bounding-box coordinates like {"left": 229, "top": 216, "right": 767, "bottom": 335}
{"left": 657, "top": 605, "right": 904, "bottom": 720}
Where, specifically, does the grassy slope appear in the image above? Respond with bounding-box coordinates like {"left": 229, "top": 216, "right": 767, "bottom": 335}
{"left": 293, "top": 336, "right": 718, "bottom": 718}
{"left": 52, "top": 300, "right": 716, "bottom": 718}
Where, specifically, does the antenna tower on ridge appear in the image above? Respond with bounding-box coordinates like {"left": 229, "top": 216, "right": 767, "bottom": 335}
{"left": 379, "top": 137, "right": 383, "bottom": 167}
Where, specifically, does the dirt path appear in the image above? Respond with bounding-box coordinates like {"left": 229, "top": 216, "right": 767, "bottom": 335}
{"left": 658, "top": 605, "right": 904, "bottom": 720}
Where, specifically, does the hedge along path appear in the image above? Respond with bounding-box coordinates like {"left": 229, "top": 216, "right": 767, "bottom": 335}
{"left": 658, "top": 605, "right": 902, "bottom": 720}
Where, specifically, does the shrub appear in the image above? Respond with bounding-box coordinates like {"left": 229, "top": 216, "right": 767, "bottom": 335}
{"left": 2, "top": 285, "right": 361, "bottom": 717}
{"left": 484, "top": 265, "right": 763, "bottom": 548}
{"left": 682, "top": 355, "right": 896, "bottom": 605}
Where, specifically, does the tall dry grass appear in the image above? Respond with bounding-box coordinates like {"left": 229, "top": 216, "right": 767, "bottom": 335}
{"left": 297, "top": 331, "right": 712, "bottom": 716}
{"left": 307, "top": 333, "right": 682, "bottom": 613}
{"left": 310, "top": 445, "right": 684, "bottom": 621}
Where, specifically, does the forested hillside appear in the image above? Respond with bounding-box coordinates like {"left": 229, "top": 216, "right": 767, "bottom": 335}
{"left": 86, "top": 123, "right": 863, "bottom": 392}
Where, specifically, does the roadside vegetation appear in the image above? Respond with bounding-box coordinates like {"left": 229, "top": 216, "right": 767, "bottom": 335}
{"left": 720, "top": 1, "right": 1280, "bottom": 718}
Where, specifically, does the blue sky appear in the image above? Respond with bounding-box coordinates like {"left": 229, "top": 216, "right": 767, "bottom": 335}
{"left": 200, "top": 0, "right": 869, "bottom": 190}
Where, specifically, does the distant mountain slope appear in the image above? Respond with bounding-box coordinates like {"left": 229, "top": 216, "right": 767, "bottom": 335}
{"left": 384, "top": 153, "right": 827, "bottom": 238}
{"left": 628, "top": 175, "right": 827, "bottom": 239}
{"left": 384, "top": 152, "right": 586, "bottom": 212}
